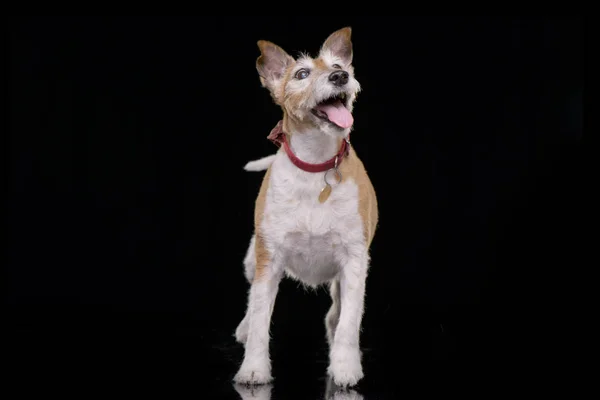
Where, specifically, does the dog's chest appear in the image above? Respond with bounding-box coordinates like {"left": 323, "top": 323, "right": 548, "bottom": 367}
{"left": 262, "top": 156, "right": 363, "bottom": 279}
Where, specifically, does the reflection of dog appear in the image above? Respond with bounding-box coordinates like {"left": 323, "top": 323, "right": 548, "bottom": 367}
{"left": 234, "top": 27, "right": 378, "bottom": 388}
{"left": 233, "top": 378, "right": 364, "bottom": 400}
{"left": 233, "top": 383, "right": 272, "bottom": 400}
{"left": 326, "top": 377, "right": 365, "bottom": 400}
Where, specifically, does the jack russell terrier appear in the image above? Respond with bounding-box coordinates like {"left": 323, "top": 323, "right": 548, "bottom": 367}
{"left": 234, "top": 27, "right": 378, "bottom": 388}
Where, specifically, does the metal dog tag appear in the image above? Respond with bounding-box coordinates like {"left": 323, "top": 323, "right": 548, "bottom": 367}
{"left": 318, "top": 184, "right": 332, "bottom": 203}
{"left": 318, "top": 160, "right": 342, "bottom": 203}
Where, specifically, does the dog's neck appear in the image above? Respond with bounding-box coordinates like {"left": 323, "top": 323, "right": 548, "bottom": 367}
{"left": 283, "top": 117, "right": 345, "bottom": 165}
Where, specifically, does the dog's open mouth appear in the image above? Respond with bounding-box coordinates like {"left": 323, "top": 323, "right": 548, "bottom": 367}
{"left": 311, "top": 92, "right": 353, "bottom": 129}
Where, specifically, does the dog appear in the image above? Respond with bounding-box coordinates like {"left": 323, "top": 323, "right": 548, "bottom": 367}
{"left": 234, "top": 27, "right": 378, "bottom": 388}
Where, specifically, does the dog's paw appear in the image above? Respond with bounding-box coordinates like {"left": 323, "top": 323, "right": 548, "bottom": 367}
{"left": 327, "top": 348, "right": 363, "bottom": 387}
{"left": 233, "top": 362, "right": 272, "bottom": 385}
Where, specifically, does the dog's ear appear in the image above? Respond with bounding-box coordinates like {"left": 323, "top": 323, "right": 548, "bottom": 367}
{"left": 256, "top": 40, "right": 294, "bottom": 91}
{"left": 320, "top": 27, "right": 353, "bottom": 65}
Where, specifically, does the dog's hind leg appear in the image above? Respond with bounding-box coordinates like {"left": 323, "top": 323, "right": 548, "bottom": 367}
{"left": 243, "top": 234, "right": 257, "bottom": 283}
{"left": 235, "top": 235, "right": 257, "bottom": 344}
{"left": 325, "top": 278, "right": 341, "bottom": 346}
{"left": 234, "top": 235, "right": 282, "bottom": 385}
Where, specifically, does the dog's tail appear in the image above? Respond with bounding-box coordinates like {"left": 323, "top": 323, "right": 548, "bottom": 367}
{"left": 243, "top": 154, "right": 276, "bottom": 172}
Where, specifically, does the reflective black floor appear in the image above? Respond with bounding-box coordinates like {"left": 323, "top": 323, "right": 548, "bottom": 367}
{"left": 6, "top": 300, "right": 549, "bottom": 398}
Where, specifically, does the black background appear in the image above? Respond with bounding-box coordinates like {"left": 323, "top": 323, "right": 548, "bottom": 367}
{"left": 8, "top": 16, "right": 585, "bottom": 397}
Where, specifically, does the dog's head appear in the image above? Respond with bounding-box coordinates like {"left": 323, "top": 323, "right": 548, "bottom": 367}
{"left": 256, "top": 27, "right": 361, "bottom": 138}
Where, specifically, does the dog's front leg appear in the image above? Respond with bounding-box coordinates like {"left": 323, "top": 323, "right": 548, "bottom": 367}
{"left": 328, "top": 250, "right": 369, "bottom": 387}
{"left": 234, "top": 256, "right": 282, "bottom": 385}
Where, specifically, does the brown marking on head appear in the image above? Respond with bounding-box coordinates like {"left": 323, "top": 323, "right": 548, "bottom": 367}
{"left": 281, "top": 74, "right": 310, "bottom": 115}
{"left": 313, "top": 57, "right": 328, "bottom": 71}
{"left": 338, "top": 147, "right": 378, "bottom": 246}
{"left": 252, "top": 166, "right": 272, "bottom": 281}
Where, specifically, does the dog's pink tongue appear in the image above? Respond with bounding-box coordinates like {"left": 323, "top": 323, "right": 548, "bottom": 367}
{"left": 315, "top": 99, "right": 353, "bottom": 129}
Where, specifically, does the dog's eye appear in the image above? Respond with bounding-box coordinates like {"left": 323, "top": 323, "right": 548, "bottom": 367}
{"left": 332, "top": 64, "right": 342, "bottom": 69}
{"left": 295, "top": 69, "right": 310, "bottom": 80}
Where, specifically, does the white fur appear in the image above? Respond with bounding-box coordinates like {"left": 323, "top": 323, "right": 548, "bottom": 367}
{"left": 234, "top": 264, "right": 282, "bottom": 384}
{"left": 244, "top": 155, "right": 276, "bottom": 171}
{"left": 320, "top": 49, "right": 351, "bottom": 71}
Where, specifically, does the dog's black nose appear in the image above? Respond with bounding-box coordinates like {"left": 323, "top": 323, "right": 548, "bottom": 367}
{"left": 329, "top": 70, "right": 349, "bottom": 86}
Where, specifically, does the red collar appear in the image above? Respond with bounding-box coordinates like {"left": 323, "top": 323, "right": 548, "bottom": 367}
{"left": 266, "top": 120, "right": 350, "bottom": 173}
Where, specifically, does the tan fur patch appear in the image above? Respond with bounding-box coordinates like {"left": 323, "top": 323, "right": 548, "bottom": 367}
{"left": 338, "top": 147, "right": 378, "bottom": 246}
{"left": 313, "top": 58, "right": 328, "bottom": 71}
{"left": 284, "top": 84, "right": 311, "bottom": 113}
{"left": 282, "top": 111, "right": 314, "bottom": 134}
{"left": 277, "top": 65, "right": 295, "bottom": 103}
{"left": 253, "top": 166, "right": 272, "bottom": 281}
